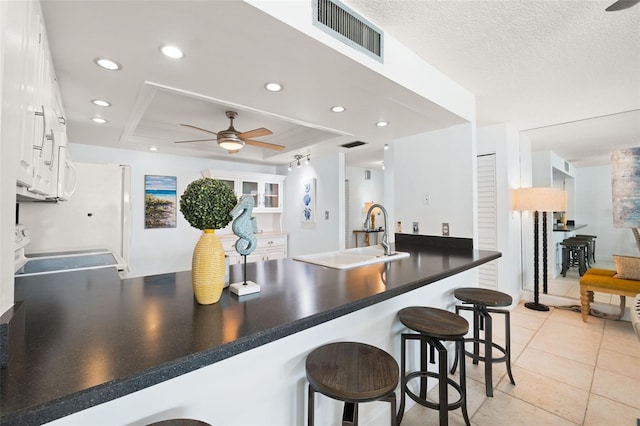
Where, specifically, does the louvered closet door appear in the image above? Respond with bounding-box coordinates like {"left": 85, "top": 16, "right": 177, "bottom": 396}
{"left": 477, "top": 154, "right": 498, "bottom": 289}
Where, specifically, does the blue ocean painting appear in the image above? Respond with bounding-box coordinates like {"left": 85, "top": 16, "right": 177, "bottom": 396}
{"left": 611, "top": 147, "right": 640, "bottom": 228}
{"left": 145, "top": 175, "right": 177, "bottom": 228}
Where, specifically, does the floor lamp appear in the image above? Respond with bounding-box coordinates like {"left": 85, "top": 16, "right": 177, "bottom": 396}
{"left": 514, "top": 187, "right": 567, "bottom": 311}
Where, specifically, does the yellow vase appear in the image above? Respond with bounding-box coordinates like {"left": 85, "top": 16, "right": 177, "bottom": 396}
{"left": 192, "top": 229, "right": 225, "bottom": 304}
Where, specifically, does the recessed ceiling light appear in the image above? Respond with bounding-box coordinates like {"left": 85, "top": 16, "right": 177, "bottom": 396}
{"left": 94, "top": 58, "right": 122, "bottom": 71}
{"left": 91, "top": 117, "right": 107, "bottom": 124}
{"left": 92, "top": 99, "right": 111, "bottom": 107}
{"left": 331, "top": 106, "right": 346, "bottom": 113}
{"left": 160, "top": 44, "right": 184, "bottom": 59}
{"left": 265, "top": 82, "right": 282, "bottom": 92}
{"left": 148, "top": 146, "right": 159, "bottom": 152}
{"left": 376, "top": 121, "right": 389, "bottom": 127}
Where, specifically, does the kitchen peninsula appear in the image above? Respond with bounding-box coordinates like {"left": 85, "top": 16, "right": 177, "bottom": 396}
{"left": 1, "top": 235, "right": 500, "bottom": 426}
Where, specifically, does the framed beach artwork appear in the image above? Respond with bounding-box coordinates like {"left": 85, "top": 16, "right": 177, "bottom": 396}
{"left": 611, "top": 147, "right": 640, "bottom": 228}
{"left": 302, "top": 178, "right": 316, "bottom": 223}
{"left": 144, "top": 175, "right": 177, "bottom": 229}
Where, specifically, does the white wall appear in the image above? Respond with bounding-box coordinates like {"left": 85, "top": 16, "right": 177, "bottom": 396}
{"left": 346, "top": 166, "right": 384, "bottom": 248}
{"left": 477, "top": 124, "right": 525, "bottom": 301}
{"left": 281, "top": 152, "right": 345, "bottom": 256}
{"left": 393, "top": 123, "right": 475, "bottom": 238}
{"left": 64, "top": 143, "right": 279, "bottom": 278}
{"left": 575, "top": 165, "right": 638, "bottom": 259}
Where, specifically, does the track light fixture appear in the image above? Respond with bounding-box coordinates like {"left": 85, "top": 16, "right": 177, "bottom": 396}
{"left": 288, "top": 154, "right": 311, "bottom": 172}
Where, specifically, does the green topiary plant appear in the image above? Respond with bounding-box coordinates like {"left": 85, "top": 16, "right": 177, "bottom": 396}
{"left": 180, "top": 178, "right": 238, "bottom": 230}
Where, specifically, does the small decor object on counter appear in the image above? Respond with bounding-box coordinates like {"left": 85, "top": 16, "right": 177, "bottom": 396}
{"left": 229, "top": 195, "right": 261, "bottom": 296}
{"left": 180, "top": 178, "right": 237, "bottom": 304}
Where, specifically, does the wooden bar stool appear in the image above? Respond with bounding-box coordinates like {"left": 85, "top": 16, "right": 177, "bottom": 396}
{"left": 451, "top": 287, "right": 515, "bottom": 397}
{"left": 397, "top": 306, "right": 470, "bottom": 426}
{"left": 575, "top": 234, "right": 597, "bottom": 264}
{"left": 560, "top": 238, "right": 588, "bottom": 276}
{"left": 306, "top": 341, "right": 398, "bottom": 426}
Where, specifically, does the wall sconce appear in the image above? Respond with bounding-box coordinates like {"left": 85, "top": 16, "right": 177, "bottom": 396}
{"left": 288, "top": 154, "right": 310, "bottom": 172}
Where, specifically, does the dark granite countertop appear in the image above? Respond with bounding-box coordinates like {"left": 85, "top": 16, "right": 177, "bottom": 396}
{"left": 1, "top": 235, "right": 500, "bottom": 425}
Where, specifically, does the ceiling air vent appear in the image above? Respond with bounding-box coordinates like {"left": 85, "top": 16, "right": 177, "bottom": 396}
{"left": 340, "top": 141, "right": 367, "bottom": 149}
{"left": 313, "top": 0, "right": 384, "bottom": 62}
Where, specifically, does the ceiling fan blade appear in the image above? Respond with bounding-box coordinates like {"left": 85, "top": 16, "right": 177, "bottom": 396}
{"left": 244, "top": 139, "right": 285, "bottom": 151}
{"left": 174, "top": 138, "right": 217, "bottom": 143}
{"left": 606, "top": 0, "right": 640, "bottom": 11}
{"left": 180, "top": 124, "right": 218, "bottom": 136}
{"left": 238, "top": 127, "right": 273, "bottom": 139}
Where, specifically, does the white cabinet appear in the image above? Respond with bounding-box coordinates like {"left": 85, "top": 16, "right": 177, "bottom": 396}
{"left": 5, "top": 0, "right": 71, "bottom": 201}
{"left": 206, "top": 171, "right": 285, "bottom": 213}
{"left": 221, "top": 234, "right": 288, "bottom": 265}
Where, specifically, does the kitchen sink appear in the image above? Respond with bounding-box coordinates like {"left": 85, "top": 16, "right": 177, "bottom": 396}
{"left": 293, "top": 246, "right": 410, "bottom": 269}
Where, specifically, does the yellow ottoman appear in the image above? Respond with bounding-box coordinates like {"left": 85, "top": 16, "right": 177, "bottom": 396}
{"left": 579, "top": 268, "right": 640, "bottom": 322}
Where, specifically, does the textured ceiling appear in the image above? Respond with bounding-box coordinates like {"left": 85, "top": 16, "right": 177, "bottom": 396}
{"left": 344, "top": 0, "right": 640, "bottom": 167}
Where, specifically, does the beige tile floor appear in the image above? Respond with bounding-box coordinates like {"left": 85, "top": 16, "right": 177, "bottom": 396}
{"left": 401, "top": 302, "right": 640, "bottom": 426}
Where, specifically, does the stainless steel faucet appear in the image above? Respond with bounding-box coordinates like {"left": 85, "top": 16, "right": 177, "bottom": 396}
{"left": 364, "top": 203, "right": 391, "bottom": 256}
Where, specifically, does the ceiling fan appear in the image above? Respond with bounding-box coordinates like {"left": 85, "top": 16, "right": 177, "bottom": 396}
{"left": 606, "top": 0, "right": 640, "bottom": 11}
{"left": 175, "top": 110, "right": 285, "bottom": 153}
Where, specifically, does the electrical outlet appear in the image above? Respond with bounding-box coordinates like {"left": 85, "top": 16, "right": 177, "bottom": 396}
{"left": 442, "top": 223, "right": 450, "bottom": 236}
{"left": 325, "top": 211, "right": 329, "bottom": 220}
{"left": 424, "top": 194, "right": 430, "bottom": 205}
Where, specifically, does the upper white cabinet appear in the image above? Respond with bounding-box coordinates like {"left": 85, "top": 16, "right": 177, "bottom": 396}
{"left": 5, "top": 0, "right": 70, "bottom": 201}
{"left": 205, "top": 170, "right": 286, "bottom": 213}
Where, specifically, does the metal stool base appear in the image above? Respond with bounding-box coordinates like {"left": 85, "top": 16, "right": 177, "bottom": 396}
{"left": 398, "top": 333, "right": 470, "bottom": 426}
{"left": 451, "top": 305, "right": 516, "bottom": 397}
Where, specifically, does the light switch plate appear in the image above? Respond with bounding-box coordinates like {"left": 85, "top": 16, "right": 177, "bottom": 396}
{"left": 442, "top": 223, "right": 450, "bottom": 236}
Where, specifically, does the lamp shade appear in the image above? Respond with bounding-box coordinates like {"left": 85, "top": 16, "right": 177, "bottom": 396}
{"left": 513, "top": 187, "right": 566, "bottom": 212}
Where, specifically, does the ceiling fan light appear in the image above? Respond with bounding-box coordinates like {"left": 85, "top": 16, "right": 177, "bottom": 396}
{"left": 218, "top": 138, "right": 244, "bottom": 151}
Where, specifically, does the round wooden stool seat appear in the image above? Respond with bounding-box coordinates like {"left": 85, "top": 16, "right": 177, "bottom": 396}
{"left": 453, "top": 287, "right": 512, "bottom": 307}
{"left": 146, "top": 420, "right": 211, "bottom": 426}
{"left": 398, "top": 306, "right": 469, "bottom": 338}
{"left": 306, "top": 342, "right": 398, "bottom": 402}
{"left": 306, "top": 341, "right": 399, "bottom": 425}
{"left": 397, "top": 306, "right": 471, "bottom": 425}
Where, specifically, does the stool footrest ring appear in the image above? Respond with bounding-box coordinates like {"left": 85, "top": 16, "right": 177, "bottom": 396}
{"left": 462, "top": 338, "right": 509, "bottom": 364}
{"left": 404, "top": 371, "right": 465, "bottom": 411}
